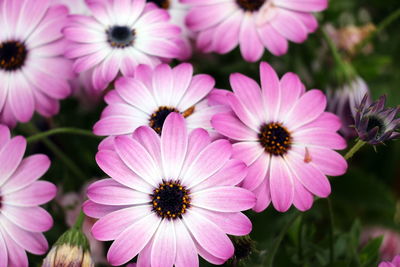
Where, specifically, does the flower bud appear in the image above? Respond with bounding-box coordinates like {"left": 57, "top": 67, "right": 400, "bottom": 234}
{"left": 229, "top": 235, "right": 256, "bottom": 265}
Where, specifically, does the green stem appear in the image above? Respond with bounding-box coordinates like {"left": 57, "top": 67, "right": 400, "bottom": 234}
{"left": 327, "top": 199, "right": 335, "bottom": 265}
{"left": 22, "top": 123, "right": 87, "bottom": 182}
{"left": 73, "top": 211, "right": 85, "bottom": 230}
{"left": 356, "top": 8, "right": 400, "bottom": 53}
{"left": 265, "top": 211, "right": 301, "bottom": 267}
{"left": 344, "top": 139, "right": 366, "bottom": 160}
{"left": 26, "top": 127, "right": 101, "bottom": 144}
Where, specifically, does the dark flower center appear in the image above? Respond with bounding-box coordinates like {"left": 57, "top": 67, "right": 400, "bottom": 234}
{"left": 258, "top": 122, "right": 292, "bottom": 156}
{"left": 236, "top": 0, "right": 266, "bottom": 11}
{"left": 107, "top": 26, "right": 135, "bottom": 48}
{"left": 0, "top": 41, "right": 27, "bottom": 71}
{"left": 366, "top": 116, "right": 385, "bottom": 135}
{"left": 151, "top": 180, "right": 190, "bottom": 219}
{"left": 149, "top": 106, "right": 195, "bottom": 134}
{"left": 147, "top": 0, "right": 170, "bottom": 9}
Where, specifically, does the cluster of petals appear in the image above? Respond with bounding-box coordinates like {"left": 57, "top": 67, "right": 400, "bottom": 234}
{"left": 63, "top": 0, "right": 185, "bottom": 91}
{"left": 84, "top": 113, "right": 256, "bottom": 266}
{"left": 380, "top": 255, "right": 400, "bottom": 267}
{"left": 211, "top": 62, "right": 348, "bottom": 212}
{"left": 0, "top": 125, "right": 56, "bottom": 267}
{"left": 93, "top": 63, "right": 229, "bottom": 138}
{"left": 184, "top": 0, "right": 327, "bottom": 61}
{"left": 0, "top": 0, "right": 73, "bottom": 127}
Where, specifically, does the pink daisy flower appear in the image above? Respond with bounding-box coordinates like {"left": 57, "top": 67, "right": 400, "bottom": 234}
{"left": 0, "top": 125, "right": 57, "bottom": 267}
{"left": 184, "top": 0, "right": 327, "bottom": 62}
{"left": 84, "top": 113, "right": 255, "bottom": 266}
{"left": 211, "top": 62, "right": 348, "bottom": 212}
{"left": 63, "top": 0, "right": 183, "bottom": 91}
{"left": 0, "top": 0, "right": 73, "bottom": 127}
{"left": 379, "top": 255, "right": 400, "bottom": 267}
{"left": 93, "top": 63, "right": 229, "bottom": 138}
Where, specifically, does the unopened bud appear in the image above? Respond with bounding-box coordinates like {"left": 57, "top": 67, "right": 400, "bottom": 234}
{"left": 229, "top": 235, "right": 256, "bottom": 265}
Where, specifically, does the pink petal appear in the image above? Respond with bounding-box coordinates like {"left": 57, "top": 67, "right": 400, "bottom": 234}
{"left": 93, "top": 116, "right": 147, "bottom": 136}
{"left": 239, "top": 15, "right": 264, "bottom": 62}
{"left": 241, "top": 153, "right": 270, "bottom": 191}
{"left": 269, "top": 157, "right": 294, "bottom": 212}
{"left": 180, "top": 128, "right": 211, "bottom": 175}
{"left": 161, "top": 113, "right": 188, "bottom": 179}
{"left": 258, "top": 24, "right": 288, "bottom": 56}
{"left": 274, "top": 0, "right": 328, "bottom": 12}
{"left": 107, "top": 213, "right": 161, "bottom": 266}
{"left": 0, "top": 136, "right": 26, "bottom": 186}
{"left": 1, "top": 229, "right": 28, "bottom": 267}
{"left": 192, "top": 186, "right": 255, "bottom": 212}
{"left": 270, "top": 9, "right": 308, "bottom": 43}
{"left": 212, "top": 10, "right": 243, "bottom": 54}
{"left": 150, "top": 220, "right": 176, "bottom": 267}
{"left": 1, "top": 205, "right": 53, "bottom": 232}
{"left": 0, "top": 232, "right": 7, "bottom": 267}
{"left": 232, "top": 142, "right": 264, "bottom": 166}
{"left": 183, "top": 210, "right": 234, "bottom": 260}
{"left": 186, "top": 2, "right": 235, "bottom": 31}
{"left": 83, "top": 200, "right": 130, "bottom": 219}
{"left": 152, "top": 64, "right": 174, "bottom": 106}
{"left": 133, "top": 126, "right": 162, "bottom": 167}
{"left": 260, "top": 62, "right": 280, "bottom": 122}
{"left": 178, "top": 74, "right": 215, "bottom": 111}
{"left": 8, "top": 76, "right": 34, "bottom": 123}
{"left": 293, "top": 130, "right": 347, "bottom": 150}
{"left": 211, "top": 113, "right": 258, "bottom": 141}
{"left": 174, "top": 219, "right": 199, "bottom": 267}
{"left": 3, "top": 181, "right": 56, "bottom": 207}
{"left": 292, "top": 177, "right": 314, "bottom": 211}
{"left": 227, "top": 93, "right": 260, "bottom": 131}
{"left": 171, "top": 63, "right": 194, "bottom": 105}
{"left": 278, "top": 72, "right": 304, "bottom": 116}
{"left": 252, "top": 178, "right": 271, "bottom": 212}
{"left": 0, "top": 125, "right": 10, "bottom": 151}
{"left": 300, "top": 112, "right": 342, "bottom": 132}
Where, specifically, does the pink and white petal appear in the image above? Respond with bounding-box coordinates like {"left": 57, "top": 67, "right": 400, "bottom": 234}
{"left": 1, "top": 229, "right": 28, "bottom": 267}
{"left": 1, "top": 205, "right": 52, "bottom": 232}
{"left": 8, "top": 74, "right": 34, "bottom": 123}
{"left": 273, "top": 0, "right": 328, "bottom": 12}
{"left": 180, "top": 128, "right": 211, "bottom": 175}
{"left": 196, "top": 27, "right": 214, "bottom": 52}
{"left": 0, "top": 231, "right": 7, "bottom": 267}
{"left": 174, "top": 219, "right": 199, "bottom": 267}
{"left": 92, "top": 205, "right": 152, "bottom": 241}
{"left": 1, "top": 154, "right": 50, "bottom": 194}
{"left": 114, "top": 135, "right": 161, "bottom": 186}
{"left": 269, "top": 157, "right": 294, "bottom": 212}
{"left": 0, "top": 136, "right": 26, "bottom": 187}
{"left": 292, "top": 177, "right": 314, "bottom": 211}
{"left": 194, "top": 159, "right": 248, "bottom": 191}
{"left": 0, "top": 217, "right": 48, "bottom": 255}
{"left": 260, "top": 62, "right": 280, "bottom": 121}
{"left": 107, "top": 213, "right": 161, "bottom": 266}
{"left": 161, "top": 113, "right": 188, "bottom": 179}
{"left": 285, "top": 153, "right": 331, "bottom": 198}
{"left": 239, "top": 15, "right": 264, "bottom": 62}
{"left": 171, "top": 63, "right": 193, "bottom": 105}
{"left": 2, "top": 181, "right": 56, "bottom": 207}
{"left": 232, "top": 142, "right": 264, "bottom": 166}
{"left": 185, "top": 3, "right": 236, "bottom": 31}
{"left": 101, "top": 103, "right": 144, "bottom": 118}
{"left": 191, "top": 186, "right": 255, "bottom": 212}
{"left": 115, "top": 77, "right": 157, "bottom": 114}
{"left": 14, "top": 0, "right": 49, "bottom": 40}
{"left": 152, "top": 64, "right": 174, "bottom": 106}
{"left": 293, "top": 130, "right": 347, "bottom": 150}
{"left": 177, "top": 74, "right": 215, "bottom": 111}
{"left": 194, "top": 239, "right": 226, "bottom": 265}
{"left": 294, "top": 12, "right": 318, "bottom": 33}
{"left": 300, "top": 112, "right": 342, "bottom": 132}
{"left": 72, "top": 50, "right": 109, "bottom": 73}
{"left": 150, "top": 220, "right": 176, "bottom": 267}
{"left": 258, "top": 24, "right": 288, "bottom": 56}
{"left": 135, "top": 38, "right": 180, "bottom": 59}
{"left": 0, "top": 125, "right": 10, "bottom": 151}
{"left": 185, "top": 103, "right": 228, "bottom": 131}
{"left": 183, "top": 210, "right": 234, "bottom": 260}
{"left": 83, "top": 200, "right": 130, "bottom": 219}
{"left": 33, "top": 90, "right": 60, "bottom": 118}
{"left": 137, "top": 238, "right": 153, "bottom": 267}
{"left": 87, "top": 178, "right": 149, "bottom": 205}
{"left": 211, "top": 113, "right": 258, "bottom": 141}
{"left": 193, "top": 207, "right": 252, "bottom": 236}
{"left": 241, "top": 153, "right": 270, "bottom": 191}
{"left": 252, "top": 178, "right": 271, "bottom": 212}
{"left": 213, "top": 10, "right": 243, "bottom": 53}
{"left": 95, "top": 150, "right": 153, "bottom": 193}
{"left": 133, "top": 126, "right": 162, "bottom": 166}
{"left": 270, "top": 10, "right": 308, "bottom": 43}
{"left": 134, "top": 64, "right": 154, "bottom": 89}
{"left": 278, "top": 72, "right": 304, "bottom": 116}
{"left": 226, "top": 93, "right": 259, "bottom": 131}
{"left": 284, "top": 89, "right": 327, "bottom": 130}
{"left": 183, "top": 140, "right": 232, "bottom": 188}
{"left": 93, "top": 116, "right": 147, "bottom": 136}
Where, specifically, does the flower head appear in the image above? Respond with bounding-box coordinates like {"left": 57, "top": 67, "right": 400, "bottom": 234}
{"left": 361, "top": 227, "right": 400, "bottom": 261}
{"left": 355, "top": 94, "right": 400, "bottom": 145}
{"left": 379, "top": 255, "right": 400, "bottom": 267}
{"left": 0, "top": 0, "right": 73, "bottom": 127}
{"left": 184, "top": 0, "right": 327, "bottom": 61}
{"left": 93, "top": 63, "right": 229, "bottom": 138}
{"left": 0, "top": 125, "right": 56, "bottom": 266}
{"left": 85, "top": 113, "right": 255, "bottom": 266}
{"left": 211, "top": 62, "right": 348, "bottom": 212}
{"left": 63, "top": 0, "right": 184, "bottom": 90}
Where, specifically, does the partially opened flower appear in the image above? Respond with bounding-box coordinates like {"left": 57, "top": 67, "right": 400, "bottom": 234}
{"left": 212, "top": 62, "right": 348, "bottom": 212}
{"left": 84, "top": 113, "right": 255, "bottom": 266}
{"left": 0, "top": 125, "right": 56, "bottom": 266}
{"left": 93, "top": 63, "right": 229, "bottom": 138}
{"left": 0, "top": 0, "right": 73, "bottom": 127}
{"left": 147, "top": 0, "right": 193, "bottom": 59}
{"left": 184, "top": 0, "right": 327, "bottom": 62}
{"left": 379, "top": 255, "right": 400, "bottom": 267}
{"left": 355, "top": 94, "right": 400, "bottom": 145}
{"left": 63, "top": 0, "right": 183, "bottom": 90}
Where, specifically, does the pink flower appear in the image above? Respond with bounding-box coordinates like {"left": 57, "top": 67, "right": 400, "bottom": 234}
{"left": 63, "top": 0, "right": 184, "bottom": 91}
{"left": 84, "top": 113, "right": 255, "bottom": 266}
{"left": 0, "top": 0, "right": 73, "bottom": 127}
{"left": 0, "top": 125, "right": 57, "bottom": 267}
{"left": 379, "top": 255, "right": 400, "bottom": 267}
{"left": 211, "top": 62, "right": 348, "bottom": 212}
{"left": 184, "top": 0, "right": 327, "bottom": 62}
{"left": 361, "top": 227, "right": 400, "bottom": 261}
{"left": 93, "top": 63, "right": 229, "bottom": 138}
